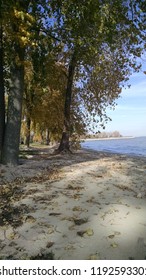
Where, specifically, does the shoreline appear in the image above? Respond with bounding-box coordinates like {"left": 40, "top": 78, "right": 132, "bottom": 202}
{"left": 80, "top": 136, "right": 135, "bottom": 141}
{"left": 0, "top": 146, "right": 146, "bottom": 260}
{"left": 80, "top": 136, "right": 146, "bottom": 158}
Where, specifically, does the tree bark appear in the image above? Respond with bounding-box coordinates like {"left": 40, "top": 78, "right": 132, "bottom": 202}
{"left": 24, "top": 86, "right": 34, "bottom": 148}
{"left": 1, "top": 0, "right": 30, "bottom": 165}
{"left": 46, "top": 128, "right": 50, "bottom": 145}
{"left": 58, "top": 51, "right": 76, "bottom": 152}
{"left": 0, "top": 23, "right": 5, "bottom": 162}
{"left": 25, "top": 116, "right": 31, "bottom": 148}
{"left": 2, "top": 45, "right": 25, "bottom": 165}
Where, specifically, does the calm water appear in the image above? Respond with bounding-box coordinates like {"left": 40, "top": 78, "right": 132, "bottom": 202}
{"left": 81, "top": 136, "right": 146, "bottom": 157}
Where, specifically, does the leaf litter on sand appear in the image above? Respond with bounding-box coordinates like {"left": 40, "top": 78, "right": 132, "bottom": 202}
{"left": 1, "top": 146, "right": 146, "bottom": 260}
{"left": 66, "top": 184, "right": 84, "bottom": 191}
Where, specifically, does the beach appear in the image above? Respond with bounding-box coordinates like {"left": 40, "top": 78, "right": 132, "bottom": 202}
{"left": 0, "top": 146, "right": 146, "bottom": 260}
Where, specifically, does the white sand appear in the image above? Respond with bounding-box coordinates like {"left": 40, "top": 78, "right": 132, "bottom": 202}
{"left": 0, "top": 147, "right": 146, "bottom": 260}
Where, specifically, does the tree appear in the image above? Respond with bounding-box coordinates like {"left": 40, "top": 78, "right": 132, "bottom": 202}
{"left": 1, "top": 0, "right": 145, "bottom": 163}
{"left": 1, "top": 0, "right": 66, "bottom": 162}
{"left": 50, "top": 0, "right": 146, "bottom": 152}
{"left": 30, "top": 61, "right": 66, "bottom": 142}
{"left": 0, "top": 1, "right": 5, "bottom": 161}
{"left": 78, "top": 46, "right": 131, "bottom": 132}
{"left": 1, "top": 0, "right": 54, "bottom": 163}
{"left": 1, "top": 1, "right": 32, "bottom": 164}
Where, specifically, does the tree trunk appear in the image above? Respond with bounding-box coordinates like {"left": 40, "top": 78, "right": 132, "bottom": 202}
{"left": 0, "top": 23, "right": 5, "bottom": 162}
{"left": 58, "top": 52, "right": 76, "bottom": 152}
{"left": 2, "top": 45, "right": 25, "bottom": 165}
{"left": 25, "top": 116, "right": 31, "bottom": 148}
{"left": 46, "top": 128, "right": 50, "bottom": 145}
{"left": 40, "top": 129, "right": 44, "bottom": 144}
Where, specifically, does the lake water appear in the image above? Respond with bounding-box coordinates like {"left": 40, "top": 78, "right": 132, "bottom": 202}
{"left": 81, "top": 136, "right": 146, "bottom": 157}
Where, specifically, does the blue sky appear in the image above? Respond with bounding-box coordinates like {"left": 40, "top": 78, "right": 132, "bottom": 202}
{"left": 101, "top": 59, "right": 146, "bottom": 137}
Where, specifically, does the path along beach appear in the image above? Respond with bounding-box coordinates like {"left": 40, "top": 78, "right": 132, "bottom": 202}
{"left": 0, "top": 146, "right": 146, "bottom": 260}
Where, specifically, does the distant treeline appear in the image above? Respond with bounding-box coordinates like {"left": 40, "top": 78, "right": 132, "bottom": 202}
{"left": 82, "top": 131, "right": 122, "bottom": 139}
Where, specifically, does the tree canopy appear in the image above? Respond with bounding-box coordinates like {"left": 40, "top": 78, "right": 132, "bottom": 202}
{"left": 0, "top": 0, "right": 146, "bottom": 163}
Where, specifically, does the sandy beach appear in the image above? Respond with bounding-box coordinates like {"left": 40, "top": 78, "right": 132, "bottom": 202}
{"left": 0, "top": 146, "right": 146, "bottom": 260}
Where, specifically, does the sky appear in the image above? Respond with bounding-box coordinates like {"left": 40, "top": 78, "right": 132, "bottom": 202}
{"left": 100, "top": 59, "right": 146, "bottom": 137}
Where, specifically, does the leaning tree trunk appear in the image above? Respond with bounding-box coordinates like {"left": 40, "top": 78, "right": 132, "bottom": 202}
{"left": 2, "top": 45, "right": 25, "bottom": 165}
{"left": 0, "top": 23, "right": 5, "bottom": 162}
{"left": 58, "top": 52, "right": 76, "bottom": 152}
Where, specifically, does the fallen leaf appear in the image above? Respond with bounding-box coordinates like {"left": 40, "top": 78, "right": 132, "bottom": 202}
{"left": 7, "top": 232, "right": 19, "bottom": 240}
{"left": 110, "top": 242, "right": 118, "bottom": 248}
{"left": 73, "top": 218, "right": 88, "bottom": 225}
{"left": 108, "top": 235, "right": 115, "bottom": 239}
{"left": 48, "top": 228, "right": 54, "bottom": 234}
{"left": 25, "top": 215, "right": 36, "bottom": 223}
{"left": 88, "top": 254, "right": 100, "bottom": 260}
{"left": 72, "top": 206, "right": 83, "bottom": 211}
{"left": 49, "top": 213, "right": 61, "bottom": 216}
{"left": 77, "top": 230, "right": 86, "bottom": 237}
{"left": 86, "top": 228, "right": 94, "bottom": 236}
{"left": 46, "top": 242, "right": 54, "bottom": 248}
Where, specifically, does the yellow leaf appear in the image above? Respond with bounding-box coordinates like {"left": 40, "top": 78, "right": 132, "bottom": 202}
{"left": 86, "top": 228, "right": 94, "bottom": 236}
{"left": 110, "top": 242, "right": 118, "bottom": 248}
{"left": 88, "top": 253, "right": 100, "bottom": 260}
